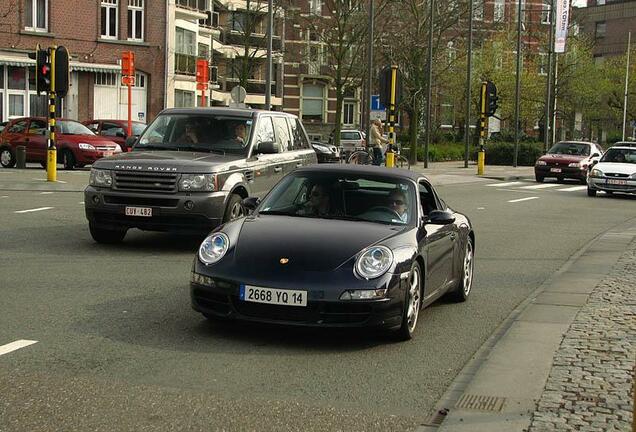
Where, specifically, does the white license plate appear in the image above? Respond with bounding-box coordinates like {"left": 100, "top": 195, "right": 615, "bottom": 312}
{"left": 550, "top": 168, "right": 562, "bottom": 173}
{"left": 102, "top": 151, "right": 113, "bottom": 157}
{"left": 240, "top": 285, "right": 307, "bottom": 307}
{"left": 607, "top": 179, "right": 627, "bottom": 185}
{"left": 125, "top": 206, "right": 152, "bottom": 217}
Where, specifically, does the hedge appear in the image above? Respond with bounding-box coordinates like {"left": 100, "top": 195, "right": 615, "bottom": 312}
{"left": 406, "top": 141, "right": 543, "bottom": 166}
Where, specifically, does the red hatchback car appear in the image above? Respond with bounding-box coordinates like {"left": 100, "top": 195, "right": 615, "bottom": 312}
{"left": 534, "top": 141, "right": 604, "bottom": 184}
{"left": 0, "top": 117, "right": 121, "bottom": 170}
{"left": 83, "top": 119, "right": 146, "bottom": 152}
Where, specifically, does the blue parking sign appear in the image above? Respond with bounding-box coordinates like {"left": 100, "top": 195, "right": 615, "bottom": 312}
{"left": 371, "top": 95, "right": 385, "bottom": 112}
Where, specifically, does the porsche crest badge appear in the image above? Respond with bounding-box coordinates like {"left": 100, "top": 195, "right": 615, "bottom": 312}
{"left": 279, "top": 258, "right": 289, "bottom": 265}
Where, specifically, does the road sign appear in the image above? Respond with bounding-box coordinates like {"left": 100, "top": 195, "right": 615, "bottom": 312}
{"left": 370, "top": 110, "right": 386, "bottom": 121}
{"left": 230, "top": 86, "right": 247, "bottom": 103}
{"left": 371, "top": 95, "right": 385, "bottom": 112}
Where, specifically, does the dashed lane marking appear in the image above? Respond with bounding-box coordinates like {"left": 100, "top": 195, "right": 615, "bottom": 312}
{"left": 1, "top": 196, "right": 8, "bottom": 198}
{"left": 14, "top": 207, "right": 54, "bottom": 214}
{"left": 486, "top": 182, "right": 523, "bottom": 187}
{"left": 558, "top": 186, "right": 587, "bottom": 192}
{"left": 0, "top": 340, "right": 38, "bottom": 357}
{"left": 39, "top": 192, "right": 54, "bottom": 195}
{"left": 519, "top": 183, "right": 560, "bottom": 190}
{"left": 508, "top": 196, "right": 540, "bottom": 203}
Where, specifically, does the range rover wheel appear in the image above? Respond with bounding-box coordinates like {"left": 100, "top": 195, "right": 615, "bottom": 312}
{"left": 223, "top": 194, "right": 245, "bottom": 223}
{"left": 89, "top": 223, "right": 127, "bottom": 244}
{"left": 0, "top": 148, "right": 16, "bottom": 168}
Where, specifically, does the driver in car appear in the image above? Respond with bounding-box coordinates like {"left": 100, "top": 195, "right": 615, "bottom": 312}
{"left": 387, "top": 189, "right": 409, "bottom": 223}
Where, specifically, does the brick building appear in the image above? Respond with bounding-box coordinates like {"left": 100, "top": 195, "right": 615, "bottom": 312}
{"left": 573, "top": 0, "right": 636, "bottom": 59}
{"left": 0, "top": 0, "right": 166, "bottom": 124}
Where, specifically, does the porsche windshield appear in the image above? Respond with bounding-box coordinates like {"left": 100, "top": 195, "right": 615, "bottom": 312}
{"left": 259, "top": 173, "right": 417, "bottom": 226}
{"left": 548, "top": 142, "right": 591, "bottom": 156}
{"left": 600, "top": 148, "right": 636, "bottom": 164}
{"left": 136, "top": 114, "right": 253, "bottom": 155}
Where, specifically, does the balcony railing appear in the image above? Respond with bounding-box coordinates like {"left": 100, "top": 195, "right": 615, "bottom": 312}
{"left": 175, "top": 53, "right": 197, "bottom": 75}
{"left": 176, "top": 0, "right": 209, "bottom": 12}
{"left": 223, "top": 77, "right": 277, "bottom": 96}
{"left": 224, "top": 32, "right": 282, "bottom": 51}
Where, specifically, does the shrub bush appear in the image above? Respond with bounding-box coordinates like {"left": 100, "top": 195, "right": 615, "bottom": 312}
{"left": 484, "top": 142, "right": 543, "bottom": 166}
{"left": 415, "top": 143, "right": 478, "bottom": 162}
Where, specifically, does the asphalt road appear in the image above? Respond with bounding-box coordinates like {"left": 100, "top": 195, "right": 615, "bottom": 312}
{"left": 1, "top": 169, "right": 635, "bottom": 431}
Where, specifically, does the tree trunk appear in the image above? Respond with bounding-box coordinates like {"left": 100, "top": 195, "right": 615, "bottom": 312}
{"left": 408, "top": 106, "right": 419, "bottom": 165}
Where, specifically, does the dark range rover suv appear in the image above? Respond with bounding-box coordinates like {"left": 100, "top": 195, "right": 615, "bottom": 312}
{"left": 84, "top": 108, "right": 317, "bottom": 243}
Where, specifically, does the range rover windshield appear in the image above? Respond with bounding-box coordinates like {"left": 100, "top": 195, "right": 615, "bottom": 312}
{"left": 135, "top": 114, "right": 253, "bottom": 155}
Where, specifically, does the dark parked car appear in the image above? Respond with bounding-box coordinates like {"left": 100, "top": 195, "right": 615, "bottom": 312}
{"left": 85, "top": 107, "right": 317, "bottom": 243}
{"left": 190, "top": 164, "right": 475, "bottom": 341}
{"left": 0, "top": 117, "right": 121, "bottom": 169}
{"left": 311, "top": 141, "right": 340, "bottom": 163}
{"left": 534, "top": 141, "right": 604, "bottom": 184}
{"left": 83, "top": 119, "right": 146, "bottom": 152}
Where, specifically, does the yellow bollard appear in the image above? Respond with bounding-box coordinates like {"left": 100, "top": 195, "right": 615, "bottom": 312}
{"left": 47, "top": 149, "right": 57, "bottom": 182}
{"left": 385, "top": 150, "right": 395, "bottom": 168}
{"left": 477, "top": 149, "right": 485, "bottom": 176}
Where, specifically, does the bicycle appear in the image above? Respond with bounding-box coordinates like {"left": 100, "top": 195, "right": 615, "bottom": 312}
{"left": 347, "top": 145, "right": 411, "bottom": 169}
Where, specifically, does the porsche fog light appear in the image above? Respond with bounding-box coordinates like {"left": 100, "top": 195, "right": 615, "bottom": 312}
{"left": 340, "top": 289, "right": 387, "bottom": 300}
{"left": 191, "top": 272, "right": 215, "bottom": 286}
{"left": 199, "top": 233, "right": 229, "bottom": 265}
{"left": 355, "top": 246, "right": 393, "bottom": 279}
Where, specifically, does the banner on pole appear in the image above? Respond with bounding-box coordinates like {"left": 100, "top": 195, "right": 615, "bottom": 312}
{"left": 554, "top": 0, "right": 570, "bottom": 53}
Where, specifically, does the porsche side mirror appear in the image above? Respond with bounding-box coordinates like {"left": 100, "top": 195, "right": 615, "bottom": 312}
{"left": 242, "top": 197, "right": 260, "bottom": 213}
{"left": 427, "top": 210, "right": 456, "bottom": 225}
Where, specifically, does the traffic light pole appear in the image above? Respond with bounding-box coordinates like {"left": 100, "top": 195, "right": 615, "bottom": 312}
{"left": 478, "top": 82, "right": 487, "bottom": 176}
{"left": 385, "top": 65, "right": 398, "bottom": 168}
{"left": 47, "top": 47, "right": 57, "bottom": 182}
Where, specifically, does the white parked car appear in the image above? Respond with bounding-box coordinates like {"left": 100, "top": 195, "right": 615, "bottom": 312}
{"left": 587, "top": 146, "right": 636, "bottom": 196}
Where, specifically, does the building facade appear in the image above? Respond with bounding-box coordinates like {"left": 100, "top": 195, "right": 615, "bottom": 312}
{"left": 165, "top": 0, "right": 283, "bottom": 110}
{"left": 0, "top": 0, "right": 167, "bottom": 124}
{"left": 573, "top": 0, "right": 636, "bottom": 59}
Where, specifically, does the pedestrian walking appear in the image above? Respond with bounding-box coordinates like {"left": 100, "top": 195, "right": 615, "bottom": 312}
{"left": 370, "top": 119, "right": 388, "bottom": 166}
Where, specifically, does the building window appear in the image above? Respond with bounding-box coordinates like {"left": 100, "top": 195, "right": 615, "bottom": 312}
{"left": 101, "top": 0, "right": 118, "bottom": 39}
{"left": 343, "top": 101, "right": 355, "bottom": 125}
{"left": 513, "top": 0, "right": 526, "bottom": 23}
{"left": 538, "top": 53, "right": 548, "bottom": 76}
{"left": 127, "top": 0, "right": 144, "bottom": 41}
{"left": 198, "top": 43, "right": 210, "bottom": 60}
{"left": 595, "top": 22, "right": 606, "bottom": 39}
{"left": 9, "top": 94, "right": 25, "bottom": 117}
{"left": 473, "top": 0, "right": 484, "bottom": 21}
{"left": 440, "top": 103, "right": 454, "bottom": 128}
{"left": 232, "top": 12, "right": 246, "bottom": 32}
{"left": 25, "top": 0, "right": 48, "bottom": 32}
{"left": 175, "top": 27, "right": 197, "bottom": 75}
{"left": 175, "top": 89, "right": 195, "bottom": 107}
{"left": 95, "top": 72, "right": 118, "bottom": 86}
{"left": 493, "top": 0, "right": 504, "bottom": 22}
{"left": 541, "top": 2, "right": 551, "bottom": 25}
{"left": 309, "top": 0, "right": 322, "bottom": 16}
{"left": 301, "top": 84, "right": 324, "bottom": 122}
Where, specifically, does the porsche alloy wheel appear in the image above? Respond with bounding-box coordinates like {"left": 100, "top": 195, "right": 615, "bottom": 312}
{"left": 450, "top": 237, "right": 474, "bottom": 303}
{"left": 396, "top": 262, "right": 422, "bottom": 341}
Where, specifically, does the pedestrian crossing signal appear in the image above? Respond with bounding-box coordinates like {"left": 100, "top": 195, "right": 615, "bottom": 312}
{"left": 28, "top": 47, "right": 50, "bottom": 94}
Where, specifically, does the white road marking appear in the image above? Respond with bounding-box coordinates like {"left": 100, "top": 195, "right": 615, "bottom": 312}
{"left": 477, "top": 207, "right": 485, "bottom": 210}
{"left": 520, "top": 183, "right": 560, "bottom": 190}
{"left": 1, "top": 196, "right": 8, "bottom": 198}
{"left": 39, "top": 192, "right": 54, "bottom": 195}
{"left": 79, "top": 201, "right": 84, "bottom": 205}
{"left": 486, "top": 182, "right": 523, "bottom": 187}
{"left": 558, "top": 186, "right": 587, "bottom": 192}
{"left": 0, "top": 340, "right": 38, "bottom": 357}
{"left": 508, "top": 196, "right": 540, "bottom": 203}
{"left": 56, "top": 180, "right": 67, "bottom": 184}
{"left": 14, "top": 207, "right": 54, "bottom": 214}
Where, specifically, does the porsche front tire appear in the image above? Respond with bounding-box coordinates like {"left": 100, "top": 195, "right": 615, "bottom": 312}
{"left": 395, "top": 262, "right": 422, "bottom": 341}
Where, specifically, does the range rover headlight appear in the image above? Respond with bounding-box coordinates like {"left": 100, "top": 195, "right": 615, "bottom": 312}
{"left": 590, "top": 169, "right": 604, "bottom": 177}
{"left": 89, "top": 168, "right": 113, "bottom": 187}
{"left": 199, "top": 233, "right": 229, "bottom": 265}
{"left": 354, "top": 246, "right": 393, "bottom": 280}
{"left": 179, "top": 174, "right": 215, "bottom": 192}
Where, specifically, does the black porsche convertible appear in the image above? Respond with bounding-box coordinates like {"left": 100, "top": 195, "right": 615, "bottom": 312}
{"left": 190, "top": 165, "right": 475, "bottom": 340}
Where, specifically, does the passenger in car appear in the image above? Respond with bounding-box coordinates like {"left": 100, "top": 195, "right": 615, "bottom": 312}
{"left": 175, "top": 121, "right": 200, "bottom": 144}
{"left": 387, "top": 189, "right": 409, "bottom": 223}
{"left": 299, "top": 184, "right": 336, "bottom": 217}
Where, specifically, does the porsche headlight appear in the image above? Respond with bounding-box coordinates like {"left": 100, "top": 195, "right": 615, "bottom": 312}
{"left": 340, "top": 289, "right": 387, "bottom": 300}
{"left": 536, "top": 160, "right": 547, "bottom": 166}
{"left": 89, "top": 168, "right": 113, "bottom": 187}
{"left": 199, "top": 233, "right": 229, "bottom": 265}
{"left": 79, "top": 143, "right": 96, "bottom": 151}
{"left": 355, "top": 246, "right": 393, "bottom": 280}
{"left": 179, "top": 174, "right": 215, "bottom": 192}
{"left": 590, "top": 168, "right": 604, "bottom": 177}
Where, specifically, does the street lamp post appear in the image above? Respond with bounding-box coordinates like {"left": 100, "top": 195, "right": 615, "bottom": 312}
{"left": 464, "top": 0, "right": 474, "bottom": 169}
{"left": 366, "top": 0, "right": 374, "bottom": 149}
{"left": 265, "top": 0, "right": 273, "bottom": 110}
{"left": 424, "top": 0, "right": 435, "bottom": 169}
{"left": 513, "top": 0, "right": 523, "bottom": 168}
{"left": 544, "top": 0, "right": 555, "bottom": 153}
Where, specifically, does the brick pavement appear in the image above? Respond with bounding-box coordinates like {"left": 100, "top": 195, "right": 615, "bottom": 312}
{"left": 528, "top": 244, "right": 635, "bottom": 432}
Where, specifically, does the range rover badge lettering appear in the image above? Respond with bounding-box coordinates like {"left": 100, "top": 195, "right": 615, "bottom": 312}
{"left": 114, "top": 164, "right": 178, "bottom": 172}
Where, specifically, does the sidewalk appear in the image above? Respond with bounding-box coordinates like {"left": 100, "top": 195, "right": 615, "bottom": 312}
{"left": 419, "top": 221, "right": 636, "bottom": 432}
{"left": 408, "top": 161, "right": 535, "bottom": 182}
{"left": 0, "top": 165, "right": 89, "bottom": 192}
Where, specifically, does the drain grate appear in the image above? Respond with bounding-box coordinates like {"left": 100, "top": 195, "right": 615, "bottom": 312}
{"left": 578, "top": 395, "right": 600, "bottom": 403}
{"left": 455, "top": 394, "right": 506, "bottom": 412}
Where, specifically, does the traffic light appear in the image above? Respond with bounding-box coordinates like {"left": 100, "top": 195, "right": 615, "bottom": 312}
{"left": 55, "top": 46, "right": 70, "bottom": 98}
{"left": 28, "top": 47, "right": 50, "bottom": 94}
{"left": 485, "top": 81, "right": 498, "bottom": 117}
{"left": 122, "top": 51, "right": 135, "bottom": 76}
{"left": 196, "top": 59, "right": 209, "bottom": 84}
{"left": 379, "top": 65, "right": 402, "bottom": 109}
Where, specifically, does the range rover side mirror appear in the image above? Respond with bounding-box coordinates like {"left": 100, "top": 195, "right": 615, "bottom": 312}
{"left": 242, "top": 197, "right": 260, "bottom": 213}
{"left": 257, "top": 141, "right": 278, "bottom": 154}
{"left": 125, "top": 136, "right": 138, "bottom": 148}
{"left": 427, "top": 210, "right": 456, "bottom": 225}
